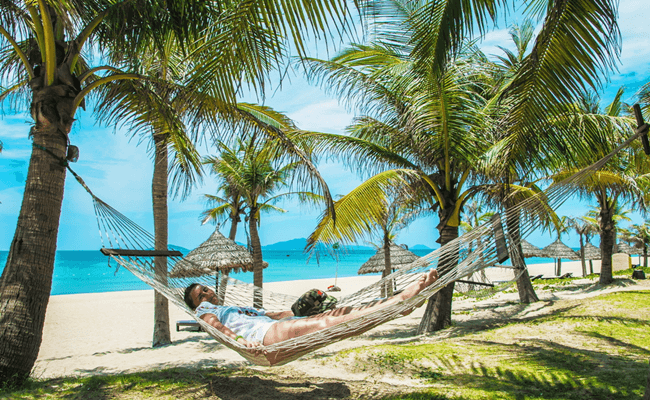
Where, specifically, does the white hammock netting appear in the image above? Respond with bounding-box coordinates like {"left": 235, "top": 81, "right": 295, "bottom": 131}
{"left": 68, "top": 127, "right": 645, "bottom": 366}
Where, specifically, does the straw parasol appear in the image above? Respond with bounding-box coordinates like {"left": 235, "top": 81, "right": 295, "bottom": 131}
{"left": 520, "top": 239, "right": 544, "bottom": 258}
{"left": 582, "top": 242, "right": 601, "bottom": 260}
{"left": 357, "top": 243, "right": 420, "bottom": 275}
{"left": 169, "top": 228, "right": 268, "bottom": 278}
{"left": 616, "top": 241, "right": 639, "bottom": 255}
{"left": 540, "top": 239, "right": 580, "bottom": 260}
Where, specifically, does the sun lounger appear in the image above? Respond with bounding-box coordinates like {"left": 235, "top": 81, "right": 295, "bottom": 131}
{"left": 530, "top": 274, "right": 544, "bottom": 281}
{"left": 176, "top": 320, "right": 203, "bottom": 332}
{"left": 539, "top": 273, "right": 573, "bottom": 280}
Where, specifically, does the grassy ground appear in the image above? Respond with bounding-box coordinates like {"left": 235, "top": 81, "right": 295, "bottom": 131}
{"left": 2, "top": 271, "right": 649, "bottom": 399}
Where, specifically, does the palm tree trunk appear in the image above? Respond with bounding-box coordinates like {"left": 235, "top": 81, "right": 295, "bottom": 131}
{"left": 579, "top": 235, "right": 587, "bottom": 277}
{"left": 382, "top": 232, "right": 393, "bottom": 298}
{"left": 417, "top": 224, "right": 458, "bottom": 334}
{"left": 507, "top": 210, "right": 538, "bottom": 303}
{"left": 152, "top": 133, "right": 171, "bottom": 347}
{"left": 249, "top": 209, "right": 264, "bottom": 308}
{"left": 0, "top": 92, "right": 74, "bottom": 385}
{"left": 218, "top": 219, "right": 240, "bottom": 304}
{"left": 599, "top": 200, "right": 615, "bottom": 284}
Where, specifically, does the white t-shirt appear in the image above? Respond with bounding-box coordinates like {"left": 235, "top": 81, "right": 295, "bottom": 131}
{"left": 195, "top": 302, "right": 277, "bottom": 343}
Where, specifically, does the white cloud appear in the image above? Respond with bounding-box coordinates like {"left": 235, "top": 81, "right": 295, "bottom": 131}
{"left": 288, "top": 99, "right": 353, "bottom": 134}
{"left": 0, "top": 147, "right": 31, "bottom": 160}
{"left": 0, "top": 114, "right": 32, "bottom": 139}
{"left": 478, "top": 28, "right": 513, "bottom": 60}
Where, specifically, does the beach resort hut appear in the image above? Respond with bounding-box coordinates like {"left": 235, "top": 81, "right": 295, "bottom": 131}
{"left": 358, "top": 243, "right": 419, "bottom": 296}
{"left": 170, "top": 228, "right": 267, "bottom": 302}
{"left": 540, "top": 239, "right": 579, "bottom": 276}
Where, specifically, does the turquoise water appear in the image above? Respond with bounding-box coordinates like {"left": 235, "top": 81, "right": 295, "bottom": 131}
{"left": 0, "top": 249, "right": 557, "bottom": 296}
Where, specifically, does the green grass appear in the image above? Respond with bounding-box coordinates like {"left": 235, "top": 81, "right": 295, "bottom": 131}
{"left": 1, "top": 289, "right": 648, "bottom": 399}
{"left": 340, "top": 290, "right": 650, "bottom": 399}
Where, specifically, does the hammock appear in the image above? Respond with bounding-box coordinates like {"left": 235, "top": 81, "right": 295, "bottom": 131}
{"left": 66, "top": 124, "right": 646, "bottom": 366}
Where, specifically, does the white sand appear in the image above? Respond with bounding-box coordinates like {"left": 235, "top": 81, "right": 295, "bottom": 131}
{"left": 33, "top": 259, "right": 638, "bottom": 380}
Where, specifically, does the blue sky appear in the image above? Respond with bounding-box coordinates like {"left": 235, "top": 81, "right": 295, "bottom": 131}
{"left": 1, "top": 1, "right": 649, "bottom": 251}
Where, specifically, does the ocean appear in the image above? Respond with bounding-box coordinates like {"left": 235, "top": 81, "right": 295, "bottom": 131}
{"left": 0, "top": 249, "right": 557, "bottom": 296}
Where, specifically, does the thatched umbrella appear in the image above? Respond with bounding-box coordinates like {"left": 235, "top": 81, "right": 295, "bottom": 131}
{"left": 540, "top": 238, "right": 579, "bottom": 276}
{"left": 520, "top": 239, "right": 544, "bottom": 258}
{"left": 169, "top": 228, "right": 267, "bottom": 279}
{"left": 357, "top": 243, "right": 420, "bottom": 275}
{"left": 616, "top": 241, "right": 639, "bottom": 255}
{"left": 582, "top": 242, "right": 601, "bottom": 260}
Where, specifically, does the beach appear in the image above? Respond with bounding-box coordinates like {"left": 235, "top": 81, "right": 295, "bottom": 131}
{"left": 32, "top": 260, "right": 622, "bottom": 380}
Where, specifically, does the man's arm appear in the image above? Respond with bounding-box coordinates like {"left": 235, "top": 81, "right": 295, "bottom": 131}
{"left": 199, "top": 314, "right": 262, "bottom": 347}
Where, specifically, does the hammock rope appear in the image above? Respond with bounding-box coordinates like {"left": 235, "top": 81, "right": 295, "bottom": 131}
{"left": 64, "top": 126, "right": 645, "bottom": 366}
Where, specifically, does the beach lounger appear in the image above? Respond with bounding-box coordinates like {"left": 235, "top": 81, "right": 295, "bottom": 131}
{"left": 539, "top": 272, "right": 573, "bottom": 280}
{"left": 530, "top": 274, "right": 544, "bottom": 281}
{"left": 176, "top": 320, "right": 203, "bottom": 332}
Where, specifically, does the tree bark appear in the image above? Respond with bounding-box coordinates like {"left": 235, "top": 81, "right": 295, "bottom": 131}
{"left": 0, "top": 89, "right": 74, "bottom": 385}
{"left": 218, "top": 218, "right": 240, "bottom": 304}
{"left": 249, "top": 208, "right": 264, "bottom": 308}
{"left": 579, "top": 236, "right": 587, "bottom": 277}
{"left": 599, "top": 198, "right": 615, "bottom": 284}
{"left": 152, "top": 133, "right": 171, "bottom": 347}
{"left": 506, "top": 208, "right": 538, "bottom": 303}
{"left": 381, "top": 233, "right": 393, "bottom": 298}
{"left": 417, "top": 224, "right": 458, "bottom": 334}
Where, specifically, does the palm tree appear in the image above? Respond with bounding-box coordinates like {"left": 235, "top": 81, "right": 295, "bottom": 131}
{"left": 201, "top": 163, "right": 260, "bottom": 303}
{"left": 552, "top": 90, "right": 649, "bottom": 284}
{"left": 309, "top": 193, "right": 421, "bottom": 297}
{"left": 571, "top": 216, "right": 599, "bottom": 277}
{"left": 304, "top": 35, "right": 493, "bottom": 334}
{"left": 94, "top": 26, "right": 209, "bottom": 348}
{"left": 0, "top": 0, "right": 355, "bottom": 386}
{"left": 620, "top": 223, "right": 650, "bottom": 267}
{"left": 204, "top": 128, "right": 323, "bottom": 307}
{"left": 0, "top": 1, "right": 158, "bottom": 384}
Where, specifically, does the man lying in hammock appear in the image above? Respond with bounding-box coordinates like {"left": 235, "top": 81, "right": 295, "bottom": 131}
{"left": 183, "top": 269, "right": 438, "bottom": 349}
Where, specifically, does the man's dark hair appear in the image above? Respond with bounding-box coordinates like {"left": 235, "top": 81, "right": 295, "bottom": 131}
{"left": 184, "top": 283, "right": 200, "bottom": 310}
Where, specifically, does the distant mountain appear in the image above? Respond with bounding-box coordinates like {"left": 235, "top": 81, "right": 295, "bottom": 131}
{"left": 263, "top": 238, "right": 308, "bottom": 251}
{"left": 262, "top": 238, "right": 374, "bottom": 251}
{"left": 411, "top": 244, "right": 432, "bottom": 250}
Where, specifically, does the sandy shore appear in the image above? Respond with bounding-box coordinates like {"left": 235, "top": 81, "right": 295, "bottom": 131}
{"left": 33, "top": 260, "right": 618, "bottom": 379}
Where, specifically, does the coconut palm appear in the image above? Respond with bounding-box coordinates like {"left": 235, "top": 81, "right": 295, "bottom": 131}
{"left": 303, "top": 35, "right": 493, "bottom": 334}
{"left": 93, "top": 29, "right": 209, "bottom": 347}
{"left": 309, "top": 193, "right": 422, "bottom": 297}
{"left": 552, "top": 90, "right": 649, "bottom": 284}
{"left": 204, "top": 127, "right": 323, "bottom": 307}
{"left": 0, "top": 0, "right": 356, "bottom": 386}
{"left": 571, "top": 216, "right": 599, "bottom": 276}
{"left": 0, "top": 1, "right": 159, "bottom": 384}
{"left": 620, "top": 223, "right": 650, "bottom": 267}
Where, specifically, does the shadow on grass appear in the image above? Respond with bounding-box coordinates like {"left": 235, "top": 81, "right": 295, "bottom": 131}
{"left": 7, "top": 367, "right": 360, "bottom": 400}
{"left": 378, "top": 339, "right": 647, "bottom": 399}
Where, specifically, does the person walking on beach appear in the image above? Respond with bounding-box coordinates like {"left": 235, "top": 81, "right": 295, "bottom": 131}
{"left": 184, "top": 269, "right": 439, "bottom": 348}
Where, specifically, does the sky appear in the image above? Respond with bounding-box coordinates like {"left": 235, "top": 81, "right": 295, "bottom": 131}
{"left": 1, "top": 1, "right": 650, "bottom": 252}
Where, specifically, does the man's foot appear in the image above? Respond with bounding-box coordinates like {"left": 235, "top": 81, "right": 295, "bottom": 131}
{"left": 400, "top": 269, "right": 439, "bottom": 300}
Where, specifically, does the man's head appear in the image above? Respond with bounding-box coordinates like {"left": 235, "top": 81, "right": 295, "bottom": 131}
{"left": 184, "top": 283, "right": 218, "bottom": 310}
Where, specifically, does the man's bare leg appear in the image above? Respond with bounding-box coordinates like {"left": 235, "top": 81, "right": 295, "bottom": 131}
{"left": 263, "top": 269, "right": 438, "bottom": 345}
